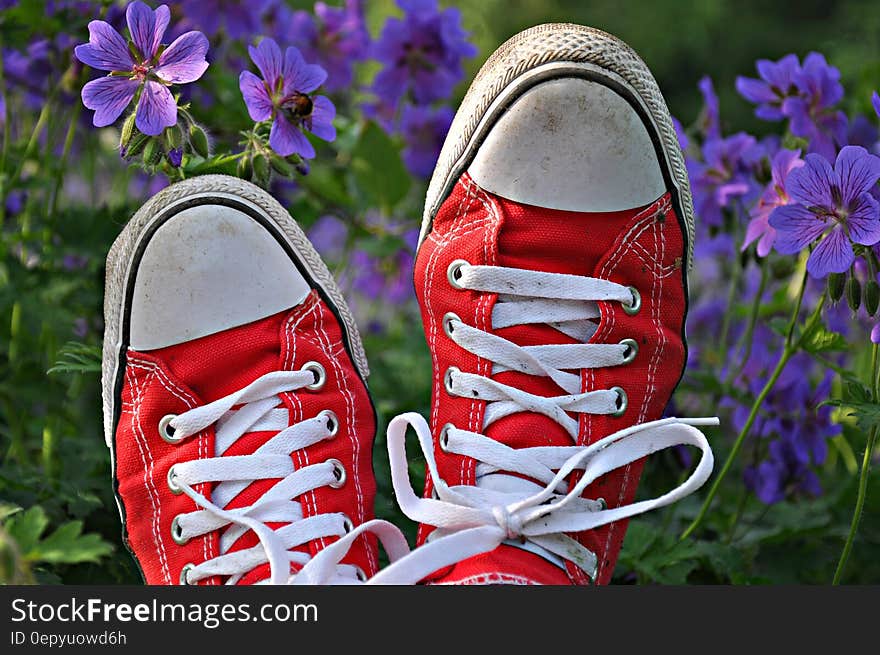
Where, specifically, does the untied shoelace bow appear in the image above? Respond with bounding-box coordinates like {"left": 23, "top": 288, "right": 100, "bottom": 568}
{"left": 367, "top": 261, "right": 717, "bottom": 583}
{"left": 162, "top": 367, "right": 410, "bottom": 585}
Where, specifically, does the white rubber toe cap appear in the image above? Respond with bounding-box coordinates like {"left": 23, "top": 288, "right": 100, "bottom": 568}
{"left": 129, "top": 203, "right": 311, "bottom": 351}
{"left": 468, "top": 77, "right": 666, "bottom": 212}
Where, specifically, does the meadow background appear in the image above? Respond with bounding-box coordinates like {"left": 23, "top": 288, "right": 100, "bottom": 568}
{"left": 1, "top": 0, "right": 879, "bottom": 584}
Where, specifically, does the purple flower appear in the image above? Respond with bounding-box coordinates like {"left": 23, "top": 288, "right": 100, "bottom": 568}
{"left": 308, "top": 214, "right": 348, "bottom": 262}
{"left": 372, "top": 0, "right": 477, "bottom": 107}
{"left": 4, "top": 40, "right": 53, "bottom": 109}
{"left": 282, "top": 1, "right": 370, "bottom": 93}
{"left": 672, "top": 116, "right": 689, "bottom": 151}
{"left": 239, "top": 38, "right": 336, "bottom": 159}
{"left": 847, "top": 115, "right": 879, "bottom": 154}
{"left": 784, "top": 53, "right": 847, "bottom": 161}
{"left": 770, "top": 146, "right": 880, "bottom": 278}
{"left": 873, "top": 91, "right": 880, "bottom": 120}
{"left": 871, "top": 322, "right": 880, "bottom": 344}
{"left": 742, "top": 149, "right": 804, "bottom": 257}
{"left": 737, "top": 53, "right": 846, "bottom": 161}
{"left": 687, "top": 132, "right": 761, "bottom": 227}
{"left": 736, "top": 54, "right": 800, "bottom": 121}
{"left": 177, "top": 0, "right": 274, "bottom": 40}
{"left": 697, "top": 76, "right": 720, "bottom": 139}
{"left": 75, "top": 2, "right": 209, "bottom": 135}
{"left": 400, "top": 104, "right": 453, "bottom": 178}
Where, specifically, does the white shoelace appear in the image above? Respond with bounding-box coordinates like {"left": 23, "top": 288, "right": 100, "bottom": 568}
{"left": 161, "top": 366, "right": 410, "bottom": 585}
{"left": 372, "top": 262, "right": 716, "bottom": 583}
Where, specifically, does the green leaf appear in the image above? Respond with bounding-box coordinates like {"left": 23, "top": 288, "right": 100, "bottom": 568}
{"left": 799, "top": 322, "right": 847, "bottom": 354}
{"left": 0, "top": 503, "right": 22, "bottom": 522}
{"left": 2, "top": 506, "right": 112, "bottom": 566}
{"left": 35, "top": 522, "right": 113, "bottom": 565}
{"left": 768, "top": 316, "right": 790, "bottom": 337}
{"left": 48, "top": 341, "right": 102, "bottom": 375}
{"left": 821, "top": 399, "right": 880, "bottom": 431}
{"left": 350, "top": 121, "right": 410, "bottom": 209}
{"left": 4, "top": 506, "right": 49, "bottom": 554}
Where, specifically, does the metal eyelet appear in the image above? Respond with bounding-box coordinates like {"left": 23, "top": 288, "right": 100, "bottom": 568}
{"left": 447, "top": 259, "right": 469, "bottom": 289}
{"left": 167, "top": 465, "right": 183, "bottom": 495}
{"left": 354, "top": 566, "right": 368, "bottom": 582}
{"left": 596, "top": 497, "right": 608, "bottom": 510}
{"left": 438, "top": 423, "right": 454, "bottom": 453}
{"left": 610, "top": 386, "right": 628, "bottom": 417}
{"left": 328, "top": 458, "right": 347, "bottom": 488}
{"left": 444, "top": 366, "right": 459, "bottom": 395}
{"left": 171, "top": 515, "right": 189, "bottom": 545}
{"left": 179, "top": 563, "right": 195, "bottom": 586}
{"left": 442, "top": 312, "right": 461, "bottom": 338}
{"left": 619, "top": 338, "right": 639, "bottom": 364}
{"left": 302, "top": 361, "right": 326, "bottom": 390}
{"left": 622, "top": 286, "right": 641, "bottom": 315}
{"left": 342, "top": 515, "right": 354, "bottom": 534}
{"left": 318, "top": 409, "right": 339, "bottom": 438}
{"left": 158, "top": 414, "right": 184, "bottom": 444}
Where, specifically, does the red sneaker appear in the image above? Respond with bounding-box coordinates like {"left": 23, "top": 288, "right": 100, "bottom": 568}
{"left": 102, "top": 175, "right": 406, "bottom": 585}
{"left": 384, "top": 24, "right": 716, "bottom": 585}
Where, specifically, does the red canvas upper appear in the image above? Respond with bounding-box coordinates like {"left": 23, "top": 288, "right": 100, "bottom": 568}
{"left": 414, "top": 174, "right": 687, "bottom": 585}
{"left": 114, "top": 291, "right": 377, "bottom": 584}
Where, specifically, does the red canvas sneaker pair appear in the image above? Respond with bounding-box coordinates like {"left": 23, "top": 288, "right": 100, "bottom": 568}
{"left": 103, "top": 24, "right": 714, "bottom": 585}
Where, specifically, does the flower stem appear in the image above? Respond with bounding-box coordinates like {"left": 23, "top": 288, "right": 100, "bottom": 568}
{"left": 46, "top": 100, "right": 82, "bottom": 228}
{"left": 681, "top": 267, "right": 818, "bottom": 540}
{"left": 832, "top": 342, "right": 880, "bottom": 584}
{"left": 725, "top": 258, "right": 770, "bottom": 385}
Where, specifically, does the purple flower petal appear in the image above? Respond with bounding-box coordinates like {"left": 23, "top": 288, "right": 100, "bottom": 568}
{"left": 873, "top": 91, "right": 880, "bottom": 120}
{"left": 735, "top": 76, "right": 775, "bottom": 104}
{"left": 155, "top": 31, "right": 209, "bottom": 83}
{"left": 871, "top": 322, "right": 880, "bottom": 344}
{"left": 769, "top": 203, "right": 828, "bottom": 253}
{"left": 283, "top": 46, "right": 326, "bottom": 95}
{"left": 74, "top": 20, "right": 133, "bottom": 71}
{"left": 308, "top": 95, "right": 336, "bottom": 142}
{"left": 834, "top": 145, "right": 880, "bottom": 207}
{"left": 249, "top": 38, "right": 284, "bottom": 88}
{"left": 239, "top": 70, "right": 273, "bottom": 121}
{"left": 135, "top": 80, "right": 177, "bottom": 135}
{"left": 270, "top": 114, "right": 315, "bottom": 158}
{"left": 806, "top": 226, "right": 853, "bottom": 278}
{"left": 845, "top": 192, "right": 880, "bottom": 246}
{"left": 127, "top": 1, "right": 168, "bottom": 60}
{"left": 771, "top": 149, "right": 804, "bottom": 189}
{"left": 81, "top": 76, "right": 138, "bottom": 127}
{"left": 786, "top": 153, "right": 835, "bottom": 207}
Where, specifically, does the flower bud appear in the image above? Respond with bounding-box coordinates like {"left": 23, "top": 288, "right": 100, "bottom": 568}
{"left": 119, "top": 112, "right": 136, "bottom": 152}
{"left": 253, "top": 154, "right": 270, "bottom": 187}
{"left": 865, "top": 280, "right": 880, "bottom": 316}
{"left": 142, "top": 139, "right": 163, "bottom": 166}
{"left": 167, "top": 147, "right": 183, "bottom": 168}
{"left": 165, "top": 126, "right": 183, "bottom": 150}
{"left": 827, "top": 272, "right": 846, "bottom": 302}
{"left": 270, "top": 154, "right": 294, "bottom": 177}
{"left": 189, "top": 124, "right": 210, "bottom": 158}
{"left": 846, "top": 276, "right": 862, "bottom": 313}
{"left": 123, "top": 133, "right": 149, "bottom": 159}
{"left": 237, "top": 156, "right": 253, "bottom": 180}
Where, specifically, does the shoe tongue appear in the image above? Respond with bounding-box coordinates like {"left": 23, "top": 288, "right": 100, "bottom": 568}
{"left": 149, "top": 309, "right": 290, "bottom": 403}
{"left": 487, "top": 198, "right": 646, "bottom": 451}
